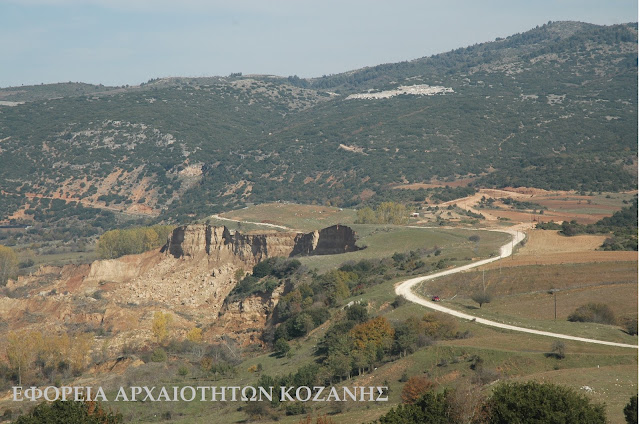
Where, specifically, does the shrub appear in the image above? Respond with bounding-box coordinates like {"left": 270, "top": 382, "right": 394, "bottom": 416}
{"left": 568, "top": 303, "right": 616, "bottom": 325}
{"left": 285, "top": 402, "right": 307, "bottom": 416}
{"left": 621, "top": 317, "right": 638, "bottom": 335}
{"left": 401, "top": 376, "right": 436, "bottom": 404}
{"left": 274, "top": 338, "right": 290, "bottom": 357}
{"left": 548, "top": 340, "right": 566, "bottom": 359}
{"left": 391, "top": 295, "right": 407, "bottom": 309}
{"left": 13, "top": 400, "right": 123, "bottom": 423}
{"left": 177, "top": 365, "right": 189, "bottom": 377}
{"left": 150, "top": 348, "right": 167, "bottom": 362}
{"left": 378, "top": 390, "right": 450, "bottom": 424}
{"left": 485, "top": 381, "right": 606, "bottom": 424}
{"left": 624, "top": 394, "right": 637, "bottom": 424}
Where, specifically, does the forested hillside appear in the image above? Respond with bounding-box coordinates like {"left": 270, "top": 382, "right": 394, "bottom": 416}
{"left": 0, "top": 21, "right": 636, "bottom": 236}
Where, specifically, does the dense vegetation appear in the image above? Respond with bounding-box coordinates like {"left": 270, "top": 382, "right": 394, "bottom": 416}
{"left": 376, "top": 381, "right": 607, "bottom": 424}
{"left": 355, "top": 202, "right": 412, "bottom": 225}
{"left": 12, "top": 400, "right": 123, "bottom": 424}
{"left": 96, "top": 225, "right": 173, "bottom": 259}
{"left": 219, "top": 250, "right": 474, "bottom": 415}
{"left": 0, "top": 21, "right": 635, "bottom": 236}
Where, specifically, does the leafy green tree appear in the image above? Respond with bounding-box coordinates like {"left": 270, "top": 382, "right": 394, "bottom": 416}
{"left": 378, "top": 390, "right": 451, "bottom": 424}
{"left": 393, "top": 323, "right": 418, "bottom": 357}
{"left": 274, "top": 338, "right": 290, "bottom": 357}
{"left": 486, "top": 381, "right": 606, "bottom": 424}
{"left": 345, "top": 303, "right": 368, "bottom": 323}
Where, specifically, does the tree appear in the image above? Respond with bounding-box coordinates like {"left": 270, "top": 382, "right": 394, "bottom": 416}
{"left": 6, "top": 330, "right": 42, "bottom": 385}
{"left": 471, "top": 291, "right": 492, "bottom": 308}
{"left": 69, "top": 333, "right": 93, "bottom": 375}
{"left": 549, "top": 340, "right": 566, "bottom": 359}
{"left": 350, "top": 316, "right": 394, "bottom": 374}
{"left": 378, "top": 390, "right": 451, "bottom": 424}
{"left": 326, "top": 351, "right": 351, "bottom": 381}
{"left": 274, "top": 338, "right": 290, "bottom": 357}
{"left": 568, "top": 303, "right": 616, "bottom": 325}
{"left": 345, "top": 303, "right": 369, "bottom": 323}
{"left": 623, "top": 394, "right": 637, "bottom": 424}
{"left": 0, "top": 245, "right": 18, "bottom": 286}
{"left": 186, "top": 327, "right": 203, "bottom": 343}
{"left": 151, "top": 311, "right": 173, "bottom": 344}
{"left": 355, "top": 207, "right": 376, "bottom": 224}
{"left": 393, "top": 323, "right": 418, "bottom": 357}
{"left": 486, "top": 381, "right": 606, "bottom": 424}
{"left": 401, "top": 376, "right": 436, "bottom": 404}
{"left": 447, "top": 382, "right": 486, "bottom": 424}
{"left": 13, "top": 400, "right": 122, "bottom": 424}
{"left": 351, "top": 316, "right": 394, "bottom": 353}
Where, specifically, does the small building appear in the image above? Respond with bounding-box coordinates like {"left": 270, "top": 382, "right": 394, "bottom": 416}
{"left": 411, "top": 212, "right": 420, "bottom": 218}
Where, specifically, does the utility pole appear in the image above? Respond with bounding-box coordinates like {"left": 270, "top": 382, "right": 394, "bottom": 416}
{"left": 548, "top": 289, "right": 558, "bottom": 321}
{"left": 482, "top": 269, "right": 485, "bottom": 292}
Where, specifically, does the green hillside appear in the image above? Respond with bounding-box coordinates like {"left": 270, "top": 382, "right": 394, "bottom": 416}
{"left": 0, "top": 21, "right": 636, "bottom": 238}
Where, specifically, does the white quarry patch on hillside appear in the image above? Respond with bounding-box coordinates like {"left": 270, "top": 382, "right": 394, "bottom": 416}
{"left": 0, "top": 101, "right": 24, "bottom": 107}
{"left": 346, "top": 84, "right": 453, "bottom": 100}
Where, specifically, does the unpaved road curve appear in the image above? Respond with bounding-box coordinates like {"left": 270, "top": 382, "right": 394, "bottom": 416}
{"left": 210, "top": 214, "right": 294, "bottom": 231}
{"left": 396, "top": 228, "right": 638, "bottom": 349}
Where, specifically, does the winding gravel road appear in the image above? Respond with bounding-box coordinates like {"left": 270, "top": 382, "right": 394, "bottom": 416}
{"left": 211, "top": 214, "right": 636, "bottom": 349}
{"left": 395, "top": 228, "right": 638, "bottom": 349}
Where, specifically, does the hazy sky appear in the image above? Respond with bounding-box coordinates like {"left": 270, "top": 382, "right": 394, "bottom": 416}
{"left": 0, "top": 0, "right": 637, "bottom": 87}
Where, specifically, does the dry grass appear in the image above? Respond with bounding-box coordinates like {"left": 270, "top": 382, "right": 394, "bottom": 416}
{"left": 516, "top": 364, "right": 638, "bottom": 424}
{"left": 220, "top": 202, "right": 357, "bottom": 231}
{"left": 482, "top": 229, "right": 637, "bottom": 268}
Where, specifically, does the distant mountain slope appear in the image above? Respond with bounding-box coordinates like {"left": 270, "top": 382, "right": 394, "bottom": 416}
{"left": 0, "top": 21, "right": 636, "bottom": 235}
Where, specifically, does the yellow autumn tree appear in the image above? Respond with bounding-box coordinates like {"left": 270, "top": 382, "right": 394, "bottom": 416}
{"left": 40, "top": 333, "right": 71, "bottom": 370}
{"left": 186, "top": 327, "right": 203, "bottom": 343}
{"left": 6, "top": 330, "right": 43, "bottom": 385}
{"left": 69, "top": 333, "right": 94, "bottom": 375}
{"left": 152, "top": 311, "right": 173, "bottom": 344}
{"left": 349, "top": 316, "right": 394, "bottom": 374}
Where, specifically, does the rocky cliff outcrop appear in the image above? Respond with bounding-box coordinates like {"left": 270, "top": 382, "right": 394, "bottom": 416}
{"left": 292, "top": 224, "right": 362, "bottom": 256}
{"left": 164, "top": 224, "right": 361, "bottom": 263}
{"left": 0, "top": 224, "right": 362, "bottom": 354}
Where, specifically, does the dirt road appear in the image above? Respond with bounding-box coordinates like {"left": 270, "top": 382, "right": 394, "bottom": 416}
{"left": 395, "top": 228, "right": 638, "bottom": 349}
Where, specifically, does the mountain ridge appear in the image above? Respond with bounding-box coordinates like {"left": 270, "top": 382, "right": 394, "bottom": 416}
{"left": 0, "top": 20, "right": 636, "bottom": 245}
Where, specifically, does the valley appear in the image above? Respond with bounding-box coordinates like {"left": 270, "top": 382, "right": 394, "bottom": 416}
{"left": 0, "top": 19, "right": 636, "bottom": 424}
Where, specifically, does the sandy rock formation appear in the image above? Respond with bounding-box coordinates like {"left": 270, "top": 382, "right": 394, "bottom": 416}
{"left": 0, "top": 224, "right": 362, "bottom": 350}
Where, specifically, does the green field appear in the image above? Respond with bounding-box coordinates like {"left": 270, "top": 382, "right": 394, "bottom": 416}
{"left": 300, "top": 225, "right": 509, "bottom": 273}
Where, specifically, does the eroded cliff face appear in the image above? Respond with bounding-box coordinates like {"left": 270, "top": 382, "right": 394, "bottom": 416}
{"left": 0, "top": 224, "right": 361, "bottom": 351}
{"left": 165, "top": 223, "right": 361, "bottom": 262}
{"left": 292, "top": 224, "right": 362, "bottom": 256}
